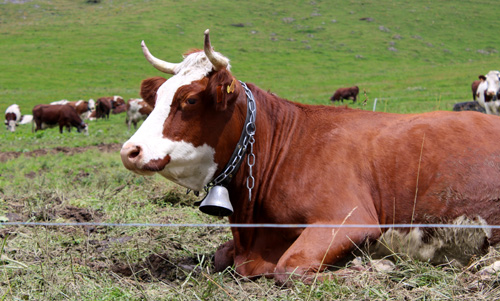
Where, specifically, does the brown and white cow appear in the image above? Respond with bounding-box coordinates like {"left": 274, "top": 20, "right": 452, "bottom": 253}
{"left": 476, "top": 71, "right": 500, "bottom": 115}
{"left": 51, "top": 99, "right": 93, "bottom": 120}
{"left": 95, "top": 97, "right": 112, "bottom": 120}
{"left": 121, "top": 30, "right": 500, "bottom": 284}
{"left": 95, "top": 96, "right": 126, "bottom": 118}
{"left": 330, "top": 85, "right": 359, "bottom": 103}
{"left": 125, "top": 98, "right": 153, "bottom": 130}
{"left": 5, "top": 104, "right": 21, "bottom": 132}
{"left": 33, "top": 104, "right": 88, "bottom": 134}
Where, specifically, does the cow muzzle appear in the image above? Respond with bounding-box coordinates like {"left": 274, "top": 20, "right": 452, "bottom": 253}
{"left": 7, "top": 120, "right": 16, "bottom": 132}
{"left": 120, "top": 142, "right": 170, "bottom": 174}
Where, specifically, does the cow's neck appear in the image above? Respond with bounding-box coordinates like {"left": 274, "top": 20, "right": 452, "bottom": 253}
{"left": 227, "top": 83, "right": 304, "bottom": 223}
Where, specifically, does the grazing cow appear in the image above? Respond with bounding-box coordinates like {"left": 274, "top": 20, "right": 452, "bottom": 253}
{"left": 120, "top": 30, "right": 500, "bottom": 285}
{"left": 4, "top": 104, "right": 21, "bottom": 132}
{"left": 50, "top": 99, "right": 93, "bottom": 120}
{"left": 330, "top": 86, "right": 359, "bottom": 103}
{"left": 452, "top": 101, "right": 485, "bottom": 113}
{"left": 95, "top": 97, "right": 112, "bottom": 119}
{"left": 125, "top": 98, "right": 153, "bottom": 130}
{"left": 476, "top": 71, "right": 500, "bottom": 115}
{"left": 33, "top": 104, "right": 88, "bottom": 134}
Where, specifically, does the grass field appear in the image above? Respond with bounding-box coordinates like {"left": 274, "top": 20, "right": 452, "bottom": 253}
{"left": 1, "top": 0, "right": 500, "bottom": 299}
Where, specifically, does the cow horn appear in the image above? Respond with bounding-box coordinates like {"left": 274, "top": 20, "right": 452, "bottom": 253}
{"left": 141, "top": 41, "right": 178, "bottom": 74}
{"left": 204, "top": 29, "right": 229, "bottom": 71}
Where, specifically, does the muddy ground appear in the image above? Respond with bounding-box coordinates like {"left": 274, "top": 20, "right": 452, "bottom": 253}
{"left": 0, "top": 143, "right": 122, "bottom": 162}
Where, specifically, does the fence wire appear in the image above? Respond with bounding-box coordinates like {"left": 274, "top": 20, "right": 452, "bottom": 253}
{"left": 1, "top": 222, "right": 499, "bottom": 229}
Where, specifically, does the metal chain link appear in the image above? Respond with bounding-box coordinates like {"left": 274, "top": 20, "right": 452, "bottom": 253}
{"left": 246, "top": 135, "right": 255, "bottom": 201}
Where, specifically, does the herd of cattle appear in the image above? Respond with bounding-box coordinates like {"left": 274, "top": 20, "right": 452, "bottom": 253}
{"left": 5, "top": 70, "right": 500, "bottom": 134}
{"left": 3, "top": 95, "right": 153, "bottom": 133}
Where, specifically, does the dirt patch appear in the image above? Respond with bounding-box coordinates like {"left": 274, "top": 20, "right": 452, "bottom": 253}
{"left": 0, "top": 143, "right": 122, "bottom": 162}
{"left": 110, "top": 253, "right": 199, "bottom": 282}
{"left": 31, "top": 205, "right": 103, "bottom": 223}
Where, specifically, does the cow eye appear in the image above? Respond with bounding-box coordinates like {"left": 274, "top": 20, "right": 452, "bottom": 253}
{"left": 187, "top": 98, "right": 197, "bottom": 105}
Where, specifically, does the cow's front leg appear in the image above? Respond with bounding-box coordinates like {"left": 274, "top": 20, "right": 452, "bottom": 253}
{"left": 213, "top": 240, "right": 234, "bottom": 272}
{"left": 273, "top": 226, "right": 381, "bottom": 285}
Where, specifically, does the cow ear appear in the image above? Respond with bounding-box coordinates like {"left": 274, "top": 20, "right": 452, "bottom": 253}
{"left": 479, "top": 75, "right": 486, "bottom": 81}
{"left": 140, "top": 76, "right": 167, "bottom": 108}
{"left": 209, "top": 70, "right": 241, "bottom": 112}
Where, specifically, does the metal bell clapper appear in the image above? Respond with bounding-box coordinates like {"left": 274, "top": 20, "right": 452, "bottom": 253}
{"left": 199, "top": 185, "right": 234, "bottom": 216}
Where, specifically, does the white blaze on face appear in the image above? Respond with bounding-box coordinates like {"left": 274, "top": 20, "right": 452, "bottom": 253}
{"left": 122, "top": 52, "right": 220, "bottom": 191}
{"left": 485, "top": 70, "right": 500, "bottom": 96}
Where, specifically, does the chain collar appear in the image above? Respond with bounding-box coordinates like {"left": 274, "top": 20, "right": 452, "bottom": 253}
{"left": 189, "top": 81, "right": 257, "bottom": 200}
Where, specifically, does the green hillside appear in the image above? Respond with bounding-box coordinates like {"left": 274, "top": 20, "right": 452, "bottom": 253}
{"left": 1, "top": 0, "right": 499, "bottom": 114}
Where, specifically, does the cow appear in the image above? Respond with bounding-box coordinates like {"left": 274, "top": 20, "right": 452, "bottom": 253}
{"left": 50, "top": 99, "right": 93, "bottom": 120}
{"left": 4, "top": 104, "right": 21, "bottom": 132}
{"left": 33, "top": 104, "right": 88, "bottom": 134}
{"left": 97, "top": 96, "right": 125, "bottom": 109}
{"left": 95, "top": 97, "right": 112, "bottom": 120}
{"left": 125, "top": 98, "right": 153, "bottom": 130}
{"left": 120, "top": 30, "right": 500, "bottom": 285}
{"left": 476, "top": 71, "right": 500, "bottom": 115}
{"left": 330, "top": 86, "right": 359, "bottom": 103}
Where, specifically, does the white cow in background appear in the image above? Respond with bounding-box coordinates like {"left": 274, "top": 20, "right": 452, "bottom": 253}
{"left": 476, "top": 70, "right": 500, "bottom": 115}
{"left": 4, "top": 104, "right": 21, "bottom": 132}
{"left": 4, "top": 104, "right": 32, "bottom": 132}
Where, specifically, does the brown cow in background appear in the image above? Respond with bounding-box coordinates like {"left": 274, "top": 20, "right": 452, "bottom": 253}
{"left": 50, "top": 99, "right": 93, "bottom": 120}
{"left": 95, "top": 98, "right": 112, "bottom": 120}
{"left": 330, "top": 85, "right": 359, "bottom": 103}
{"left": 33, "top": 104, "right": 88, "bottom": 134}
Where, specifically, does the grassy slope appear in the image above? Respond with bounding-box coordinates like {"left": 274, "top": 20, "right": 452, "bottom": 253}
{"left": 1, "top": 0, "right": 499, "bottom": 116}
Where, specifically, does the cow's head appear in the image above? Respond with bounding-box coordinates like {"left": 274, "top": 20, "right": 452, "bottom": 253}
{"left": 5, "top": 104, "right": 20, "bottom": 132}
{"left": 120, "top": 30, "right": 245, "bottom": 191}
{"left": 5, "top": 114, "right": 17, "bottom": 132}
{"left": 484, "top": 71, "right": 500, "bottom": 100}
{"left": 77, "top": 122, "right": 89, "bottom": 135}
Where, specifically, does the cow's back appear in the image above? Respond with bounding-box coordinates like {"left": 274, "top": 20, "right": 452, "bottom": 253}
{"left": 256, "top": 106, "right": 500, "bottom": 232}
{"left": 33, "top": 104, "right": 59, "bottom": 124}
{"left": 319, "top": 109, "right": 500, "bottom": 239}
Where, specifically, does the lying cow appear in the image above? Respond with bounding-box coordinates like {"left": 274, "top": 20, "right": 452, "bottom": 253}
{"left": 33, "top": 104, "right": 88, "bottom": 134}
{"left": 452, "top": 101, "right": 485, "bottom": 113}
{"left": 121, "top": 30, "right": 500, "bottom": 285}
{"left": 5, "top": 104, "right": 21, "bottom": 132}
{"left": 330, "top": 85, "right": 359, "bottom": 103}
{"left": 112, "top": 103, "right": 127, "bottom": 114}
{"left": 476, "top": 71, "right": 500, "bottom": 115}
{"left": 125, "top": 98, "right": 153, "bottom": 130}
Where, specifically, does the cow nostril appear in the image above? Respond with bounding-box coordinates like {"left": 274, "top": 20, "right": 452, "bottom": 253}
{"left": 128, "top": 146, "right": 141, "bottom": 159}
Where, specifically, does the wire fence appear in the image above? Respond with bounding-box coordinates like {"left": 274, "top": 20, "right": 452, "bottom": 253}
{"left": 1, "top": 221, "right": 498, "bottom": 229}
